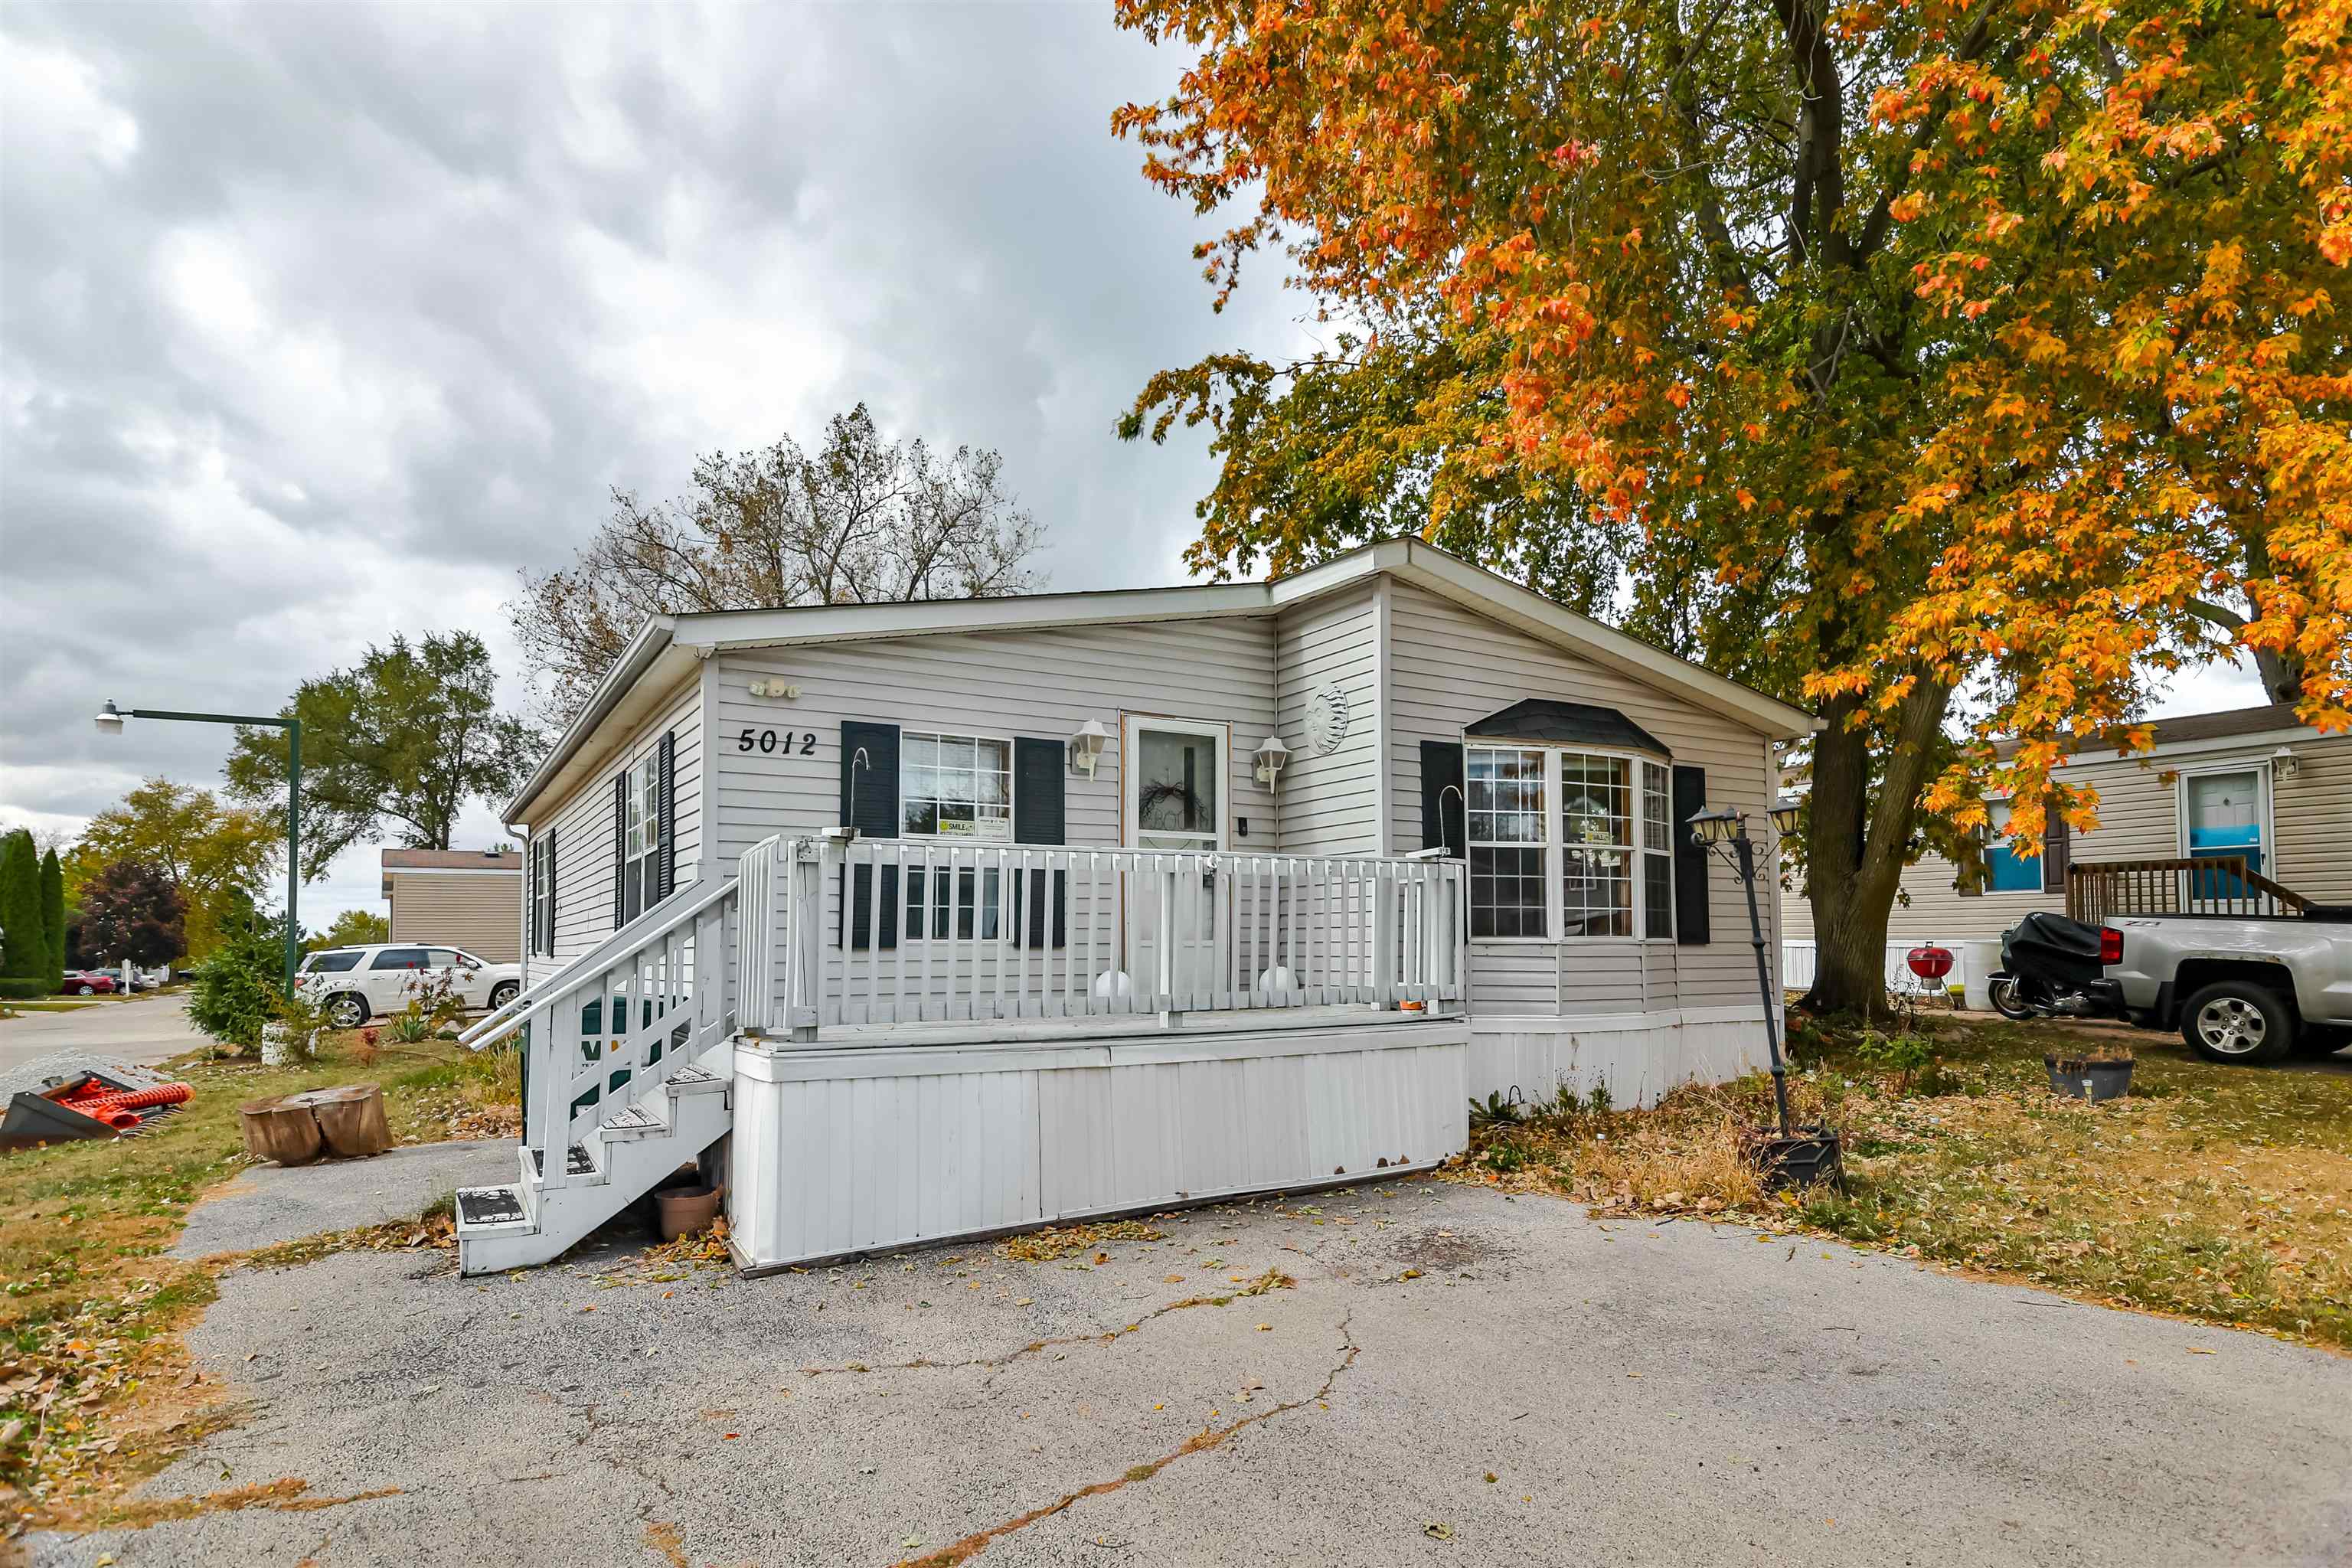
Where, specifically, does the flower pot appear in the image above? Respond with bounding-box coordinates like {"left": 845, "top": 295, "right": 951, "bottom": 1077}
{"left": 655, "top": 1184, "right": 723, "bottom": 1241}
{"left": 2046, "top": 1054, "right": 2133, "bottom": 1102}
{"left": 1742, "top": 1125, "right": 1844, "bottom": 1192}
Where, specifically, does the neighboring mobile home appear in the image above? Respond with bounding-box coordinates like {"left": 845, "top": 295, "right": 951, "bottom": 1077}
{"left": 459, "top": 539, "right": 1815, "bottom": 1275}
{"left": 381, "top": 848, "right": 522, "bottom": 963}
{"left": 1782, "top": 702, "right": 2352, "bottom": 996}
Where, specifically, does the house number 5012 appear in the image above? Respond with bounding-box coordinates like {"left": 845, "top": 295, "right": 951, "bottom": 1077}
{"left": 737, "top": 728, "right": 816, "bottom": 756}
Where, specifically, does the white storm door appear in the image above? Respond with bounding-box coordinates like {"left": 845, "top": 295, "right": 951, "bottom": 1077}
{"left": 1121, "top": 716, "right": 1229, "bottom": 1001}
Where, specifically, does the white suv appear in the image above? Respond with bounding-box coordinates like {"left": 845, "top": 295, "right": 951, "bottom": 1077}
{"left": 298, "top": 944, "right": 524, "bottom": 1030}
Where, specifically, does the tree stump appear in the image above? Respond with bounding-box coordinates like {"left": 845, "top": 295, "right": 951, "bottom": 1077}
{"left": 236, "top": 1084, "right": 390, "bottom": 1165}
{"left": 238, "top": 1096, "right": 324, "bottom": 1167}
{"left": 292, "top": 1085, "right": 391, "bottom": 1158}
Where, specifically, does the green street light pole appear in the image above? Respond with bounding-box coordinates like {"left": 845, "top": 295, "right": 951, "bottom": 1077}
{"left": 95, "top": 701, "right": 302, "bottom": 995}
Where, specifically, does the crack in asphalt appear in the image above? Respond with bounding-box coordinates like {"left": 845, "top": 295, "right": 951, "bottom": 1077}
{"left": 892, "top": 1315, "right": 1361, "bottom": 1568}
{"left": 778, "top": 1269, "right": 1298, "bottom": 1393}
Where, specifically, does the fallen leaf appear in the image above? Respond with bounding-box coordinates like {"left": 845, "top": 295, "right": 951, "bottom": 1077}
{"left": 2187, "top": 1347, "right": 2216, "bottom": 1355}
{"left": 1423, "top": 1521, "right": 1454, "bottom": 1540}
{"left": 1484, "top": 1472, "right": 1498, "bottom": 1484}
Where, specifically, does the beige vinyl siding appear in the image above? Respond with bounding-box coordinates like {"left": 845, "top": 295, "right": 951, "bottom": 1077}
{"left": 1782, "top": 727, "right": 2352, "bottom": 944}
{"left": 1380, "top": 580, "right": 1783, "bottom": 1017}
{"left": 1272, "top": 583, "right": 1383, "bottom": 855}
{"left": 711, "top": 618, "right": 1279, "bottom": 861}
{"left": 385, "top": 870, "right": 523, "bottom": 962}
{"left": 2273, "top": 731, "right": 2352, "bottom": 904}
{"left": 533, "top": 677, "right": 705, "bottom": 965}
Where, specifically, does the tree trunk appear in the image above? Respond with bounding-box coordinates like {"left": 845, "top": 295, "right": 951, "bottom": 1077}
{"left": 293, "top": 1085, "right": 390, "bottom": 1158}
{"left": 238, "top": 1096, "right": 324, "bottom": 1166}
{"left": 1799, "top": 681, "right": 1954, "bottom": 1016}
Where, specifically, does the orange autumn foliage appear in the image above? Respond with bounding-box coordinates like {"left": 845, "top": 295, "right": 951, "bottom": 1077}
{"left": 1114, "top": 0, "right": 2352, "bottom": 1005}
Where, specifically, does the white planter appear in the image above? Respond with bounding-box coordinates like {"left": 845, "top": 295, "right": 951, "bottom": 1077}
{"left": 260, "top": 1022, "right": 314, "bottom": 1067}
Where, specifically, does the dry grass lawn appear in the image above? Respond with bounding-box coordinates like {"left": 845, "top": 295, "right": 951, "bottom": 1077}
{"left": 1451, "top": 1017, "right": 2352, "bottom": 1351}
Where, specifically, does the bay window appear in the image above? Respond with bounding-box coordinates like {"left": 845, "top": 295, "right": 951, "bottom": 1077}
{"left": 1465, "top": 744, "right": 1676, "bottom": 941}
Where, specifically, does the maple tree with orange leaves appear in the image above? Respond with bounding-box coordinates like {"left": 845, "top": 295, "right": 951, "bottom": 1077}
{"left": 1113, "top": 0, "right": 2352, "bottom": 1011}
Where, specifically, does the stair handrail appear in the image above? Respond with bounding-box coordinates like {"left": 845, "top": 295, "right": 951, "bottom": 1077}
{"left": 458, "top": 872, "right": 740, "bottom": 1052}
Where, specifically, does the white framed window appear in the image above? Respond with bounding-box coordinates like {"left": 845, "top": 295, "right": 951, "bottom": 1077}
{"left": 1466, "top": 744, "right": 1676, "bottom": 942}
{"left": 530, "top": 835, "right": 553, "bottom": 955}
{"left": 621, "top": 751, "right": 662, "bottom": 921}
{"left": 1641, "top": 761, "right": 1674, "bottom": 939}
{"left": 901, "top": 731, "right": 1013, "bottom": 939}
{"left": 902, "top": 732, "right": 1014, "bottom": 841}
{"left": 1467, "top": 746, "right": 1549, "bottom": 938}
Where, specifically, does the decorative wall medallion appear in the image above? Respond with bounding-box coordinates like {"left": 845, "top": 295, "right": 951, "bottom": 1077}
{"left": 1305, "top": 684, "right": 1351, "bottom": 756}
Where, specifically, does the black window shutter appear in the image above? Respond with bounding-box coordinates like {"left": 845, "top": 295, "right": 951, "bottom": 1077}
{"left": 544, "top": 829, "right": 557, "bottom": 954}
{"left": 1013, "top": 736, "right": 1067, "bottom": 947}
{"left": 2041, "top": 815, "right": 2070, "bottom": 895}
{"left": 1671, "top": 765, "right": 1711, "bottom": 946}
{"left": 841, "top": 722, "right": 901, "bottom": 949}
{"left": 656, "top": 731, "right": 677, "bottom": 900}
{"left": 612, "top": 773, "right": 629, "bottom": 927}
{"left": 1420, "top": 741, "right": 1467, "bottom": 857}
{"left": 529, "top": 838, "right": 543, "bottom": 954}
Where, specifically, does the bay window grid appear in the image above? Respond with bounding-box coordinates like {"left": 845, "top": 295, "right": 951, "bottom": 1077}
{"left": 1465, "top": 744, "right": 1674, "bottom": 942}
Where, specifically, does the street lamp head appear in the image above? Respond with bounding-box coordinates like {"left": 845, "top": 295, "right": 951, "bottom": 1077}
{"left": 1769, "top": 796, "right": 1802, "bottom": 838}
{"left": 1686, "top": 805, "right": 1746, "bottom": 846}
{"left": 93, "top": 700, "right": 126, "bottom": 735}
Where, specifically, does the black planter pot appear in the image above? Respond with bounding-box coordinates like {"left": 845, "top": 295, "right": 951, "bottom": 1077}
{"left": 2046, "top": 1054, "right": 2134, "bottom": 1102}
{"left": 1743, "top": 1125, "right": 1844, "bottom": 1193}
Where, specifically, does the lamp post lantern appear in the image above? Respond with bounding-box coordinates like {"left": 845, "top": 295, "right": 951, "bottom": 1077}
{"left": 96, "top": 701, "right": 302, "bottom": 996}
{"left": 1684, "top": 796, "right": 1839, "bottom": 1189}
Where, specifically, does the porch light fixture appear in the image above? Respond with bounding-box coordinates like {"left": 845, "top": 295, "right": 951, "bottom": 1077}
{"left": 1068, "top": 717, "right": 1110, "bottom": 777}
{"left": 1769, "top": 795, "right": 1802, "bottom": 838}
{"left": 1685, "top": 805, "right": 1746, "bottom": 846}
{"left": 2271, "top": 745, "right": 2301, "bottom": 782}
{"left": 1252, "top": 733, "right": 1290, "bottom": 786}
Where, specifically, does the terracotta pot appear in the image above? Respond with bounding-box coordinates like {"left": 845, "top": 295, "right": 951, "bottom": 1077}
{"left": 655, "top": 1184, "right": 723, "bottom": 1241}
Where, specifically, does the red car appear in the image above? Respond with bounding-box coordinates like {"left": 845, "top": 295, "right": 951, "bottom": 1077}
{"left": 60, "top": 972, "right": 119, "bottom": 996}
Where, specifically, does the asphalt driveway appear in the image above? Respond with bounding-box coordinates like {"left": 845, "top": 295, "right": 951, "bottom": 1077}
{"left": 28, "top": 1176, "right": 2352, "bottom": 1567}
{"left": 0, "top": 994, "right": 204, "bottom": 1081}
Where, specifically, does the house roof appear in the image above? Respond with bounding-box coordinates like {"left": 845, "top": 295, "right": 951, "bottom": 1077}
{"left": 1994, "top": 701, "right": 2323, "bottom": 762}
{"left": 505, "top": 537, "right": 1819, "bottom": 821}
{"left": 381, "top": 849, "right": 521, "bottom": 872}
{"left": 1464, "top": 699, "right": 1673, "bottom": 757}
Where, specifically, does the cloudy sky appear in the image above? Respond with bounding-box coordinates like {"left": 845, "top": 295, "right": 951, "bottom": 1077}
{"left": 0, "top": 2, "right": 2261, "bottom": 929}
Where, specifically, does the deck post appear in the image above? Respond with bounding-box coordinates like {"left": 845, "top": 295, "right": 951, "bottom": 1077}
{"left": 1157, "top": 862, "right": 1182, "bottom": 1028}
{"left": 792, "top": 837, "right": 824, "bottom": 1041}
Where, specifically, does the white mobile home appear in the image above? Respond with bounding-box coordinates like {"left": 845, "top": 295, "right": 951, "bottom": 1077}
{"left": 452, "top": 539, "right": 1815, "bottom": 1274}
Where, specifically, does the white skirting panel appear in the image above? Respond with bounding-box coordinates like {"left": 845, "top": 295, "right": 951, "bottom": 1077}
{"left": 730, "top": 1021, "right": 1468, "bottom": 1272}
{"left": 1468, "top": 1007, "right": 1769, "bottom": 1110}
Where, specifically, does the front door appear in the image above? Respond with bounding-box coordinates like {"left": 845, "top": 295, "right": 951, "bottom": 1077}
{"left": 2184, "top": 769, "right": 2265, "bottom": 898}
{"left": 1121, "top": 716, "right": 1228, "bottom": 999}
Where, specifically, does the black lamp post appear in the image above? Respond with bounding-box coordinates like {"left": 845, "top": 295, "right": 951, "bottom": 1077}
{"left": 96, "top": 700, "right": 302, "bottom": 996}
{"left": 1687, "top": 797, "right": 1838, "bottom": 1186}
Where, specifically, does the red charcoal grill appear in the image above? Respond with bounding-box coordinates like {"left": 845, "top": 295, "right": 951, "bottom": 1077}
{"left": 1907, "top": 946, "right": 1955, "bottom": 985}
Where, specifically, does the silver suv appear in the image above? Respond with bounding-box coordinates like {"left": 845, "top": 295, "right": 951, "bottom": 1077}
{"left": 297, "top": 944, "right": 523, "bottom": 1030}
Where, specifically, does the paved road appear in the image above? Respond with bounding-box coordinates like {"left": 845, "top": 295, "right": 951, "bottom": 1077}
{"left": 26, "top": 1177, "right": 2352, "bottom": 1567}
{"left": 0, "top": 994, "right": 203, "bottom": 1080}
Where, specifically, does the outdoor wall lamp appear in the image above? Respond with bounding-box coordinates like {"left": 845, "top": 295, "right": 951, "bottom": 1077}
{"left": 1769, "top": 795, "right": 1803, "bottom": 838}
{"left": 2271, "top": 745, "right": 2301, "bottom": 782}
{"left": 96, "top": 697, "right": 303, "bottom": 995}
{"left": 1686, "top": 805, "right": 1746, "bottom": 846}
{"left": 1068, "top": 717, "right": 1110, "bottom": 777}
{"left": 1252, "top": 733, "right": 1290, "bottom": 786}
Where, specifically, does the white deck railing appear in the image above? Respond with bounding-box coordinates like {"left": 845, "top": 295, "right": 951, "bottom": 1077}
{"left": 457, "top": 875, "right": 737, "bottom": 1191}
{"left": 743, "top": 835, "right": 1466, "bottom": 1035}
{"left": 457, "top": 836, "right": 1465, "bottom": 1187}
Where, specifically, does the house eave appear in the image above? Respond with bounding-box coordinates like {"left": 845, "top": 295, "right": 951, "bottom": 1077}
{"left": 504, "top": 619, "right": 687, "bottom": 824}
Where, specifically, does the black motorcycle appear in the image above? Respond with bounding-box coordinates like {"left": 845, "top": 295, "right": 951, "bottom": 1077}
{"left": 1988, "top": 911, "right": 2126, "bottom": 1022}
